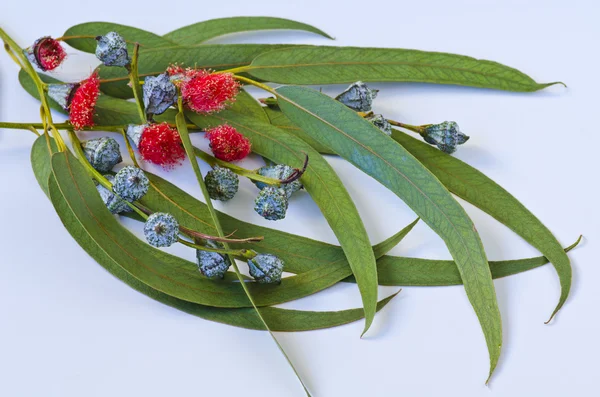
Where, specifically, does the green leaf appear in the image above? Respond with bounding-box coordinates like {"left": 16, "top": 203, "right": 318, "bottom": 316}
{"left": 187, "top": 109, "right": 380, "bottom": 335}
{"left": 164, "top": 16, "right": 333, "bottom": 45}
{"left": 264, "top": 107, "right": 334, "bottom": 154}
{"left": 32, "top": 136, "right": 398, "bottom": 332}
{"left": 275, "top": 85, "right": 502, "bottom": 380}
{"left": 260, "top": 106, "right": 574, "bottom": 320}
{"left": 374, "top": 236, "right": 582, "bottom": 286}
{"left": 96, "top": 44, "right": 296, "bottom": 98}
{"left": 391, "top": 129, "right": 573, "bottom": 322}
{"left": 245, "top": 46, "right": 562, "bottom": 92}
{"left": 61, "top": 22, "right": 176, "bottom": 53}
{"left": 138, "top": 169, "right": 582, "bottom": 287}
{"left": 30, "top": 134, "right": 57, "bottom": 196}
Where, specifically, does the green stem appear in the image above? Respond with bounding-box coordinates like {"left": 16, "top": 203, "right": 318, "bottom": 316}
{"left": 193, "top": 147, "right": 281, "bottom": 186}
{"left": 386, "top": 119, "right": 427, "bottom": 135}
{"left": 174, "top": 95, "right": 311, "bottom": 396}
{"left": 127, "top": 43, "right": 146, "bottom": 124}
{"left": 233, "top": 74, "right": 277, "bottom": 95}
{"left": 0, "top": 122, "right": 199, "bottom": 132}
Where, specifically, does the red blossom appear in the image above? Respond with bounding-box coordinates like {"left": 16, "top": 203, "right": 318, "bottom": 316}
{"left": 139, "top": 123, "right": 186, "bottom": 168}
{"left": 180, "top": 71, "right": 240, "bottom": 113}
{"left": 69, "top": 72, "right": 100, "bottom": 130}
{"left": 33, "top": 37, "right": 66, "bottom": 71}
{"left": 205, "top": 125, "right": 251, "bottom": 161}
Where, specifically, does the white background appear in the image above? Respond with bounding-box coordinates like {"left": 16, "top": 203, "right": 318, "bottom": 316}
{"left": 1, "top": 1, "right": 598, "bottom": 396}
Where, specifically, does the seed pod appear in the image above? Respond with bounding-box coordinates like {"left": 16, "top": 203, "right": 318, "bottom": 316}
{"left": 205, "top": 166, "right": 239, "bottom": 201}
{"left": 112, "top": 166, "right": 149, "bottom": 202}
{"left": 247, "top": 253, "right": 284, "bottom": 284}
{"left": 126, "top": 124, "right": 147, "bottom": 147}
{"left": 253, "top": 164, "right": 303, "bottom": 198}
{"left": 95, "top": 32, "right": 130, "bottom": 67}
{"left": 47, "top": 83, "right": 77, "bottom": 110}
{"left": 143, "top": 73, "right": 177, "bottom": 116}
{"left": 81, "top": 137, "right": 122, "bottom": 173}
{"left": 144, "top": 212, "right": 179, "bottom": 248}
{"left": 422, "top": 121, "right": 469, "bottom": 154}
{"left": 196, "top": 240, "right": 232, "bottom": 279}
{"left": 335, "top": 81, "right": 378, "bottom": 112}
{"left": 96, "top": 175, "right": 131, "bottom": 214}
{"left": 366, "top": 114, "right": 392, "bottom": 136}
{"left": 24, "top": 37, "right": 66, "bottom": 71}
{"left": 254, "top": 186, "right": 288, "bottom": 221}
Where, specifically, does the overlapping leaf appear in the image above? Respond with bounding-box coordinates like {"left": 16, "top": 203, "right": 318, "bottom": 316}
{"left": 274, "top": 85, "right": 502, "bottom": 379}
{"left": 96, "top": 44, "right": 296, "bottom": 98}
{"left": 62, "top": 22, "right": 176, "bottom": 53}
{"left": 164, "top": 16, "right": 333, "bottom": 45}
{"left": 34, "top": 137, "right": 397, "bottom": 331}
{"left": 187, "top": 108, "right": 380, "bottom": 335}
{"left": 244, "top": 46, "right": 562, "bottom": 91}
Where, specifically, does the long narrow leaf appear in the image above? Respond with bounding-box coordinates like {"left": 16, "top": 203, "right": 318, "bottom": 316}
{"left": 186, "top": 109, "right": 380, "bottom": 335}
{"left": 164, "top": 16, "right": 333, "bottom": 45}
{"left": 275, "top": 85, "right": 502, "bottom": 381}
{"left": 245, "top": 46, "right": 562, "bottom": 92}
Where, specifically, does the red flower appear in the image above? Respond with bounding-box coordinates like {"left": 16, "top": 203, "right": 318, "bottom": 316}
{"left": 180, "top": 71, "right": 240, "bottom": 113}
{"left": 138, "top": 123, "right": 186, "bottom": 168}
{"left": 205, "top": 125, "right": 251, "bottom": 161}
{"left": 30, "top": 37, "right": 66, "bottom": 71}
{"left": 69, "top": 72, "right": 100, "bottom": 130}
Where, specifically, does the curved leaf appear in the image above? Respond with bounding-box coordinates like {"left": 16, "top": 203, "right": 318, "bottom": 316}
{"left": 33, "top": 136, "right": 397, "bottom": 332}
{"left": 62, "top": 22, "right": 176, "bottom": 53}
{"left": 275, "top": 85, "right": 502, "bottom": 380}
{"left": 96, "top": 44, "right": 296, "bottom": 98}
{"left": 186, "top": 109, "right": 380, "bottom": 335}
{"left": 391, "top": 130, "right": 572, "bottom": 322}
{"left": 245, "top": 46, "right": 562, "bottom": 91}
{"left": 164, "top": 17, "right": 333, "bottom": 45}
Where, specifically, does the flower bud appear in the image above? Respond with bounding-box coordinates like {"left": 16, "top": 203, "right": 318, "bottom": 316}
{"left": 143, "top": 73, "right": 177, "bottom": 116}
{"left": 47, "top": 83, "right": 77, "bottom": 111}
{"left": 205, "top": 166, "right": 239, "bottom": 201}
{"left": 366, "top": 114, "right": 392, "bottom": 136}
{"left": 253, "top": 164, "right": 303, "bottom": 198}
{"left": 254, "top": 186, "right": 288, "bottom": 221}
{"left": 205, "top": 125, "right": 251, "bottom": 162}
{"left": 112, "top": 166, "right": 149, "bottom": 202}
{"left": 144, "top": 212, "right": 179, "bottom": 247}
{"left": 196, "top": 240, "right": 232, "bottom": 279}
{"left": 335, "top": 81, "right": 378, "bottom": 112}
{"left": 96, "top": 175, "right": 131, "bottom": 214}
{"left": 81, "top": 137, "right": 122, "bottom": 172}
{"left": 126, "top": 124, "right": 146, "bottom": 147}
{"left": 25, "top": 37, "right": 66, "bottom": 71}
{"left": 247, "top": 253, "right": 284, "bottom": 284}
{"left": 95, "top": 32, "right": 130, "bottom": 67}
{"left": 422, "top": 121, "right": 469, "bottom": 154}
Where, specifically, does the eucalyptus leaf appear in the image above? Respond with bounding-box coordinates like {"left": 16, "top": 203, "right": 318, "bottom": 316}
{"left": 260, "top": 106, "right": 574, "bottom": 319}
{"left": 136, "top": 169, "right": 582, "bottom": 286}
{"left": 186, "top": 109, "right": 380, "bottom": 335}
{"left": 391, "top": 129, "right": 572, "bottom": 321}
{"left": 32, "top": 136, "right": 398, "bottom": 332}
{"left": 51, "top": 150, "right": 374, "bottom": 309}
{"left": 96, "top": 44, "right": 295, "bottom": 98}
{"left": 275, "top": 85, "right": 502, "bottom": 380}
{"left": 62, "top": 22, "right": 176, "bottom": 53}
{"left": 164, "top": 16, "right": 333, "bottom": 45}
{"left": 245, "top": 46, "right": 562, "bottom": 92}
